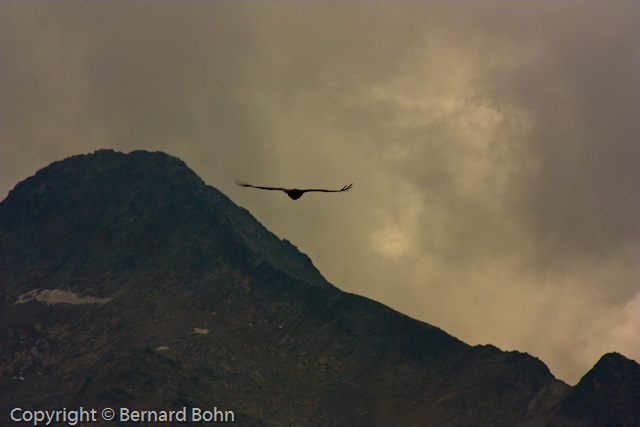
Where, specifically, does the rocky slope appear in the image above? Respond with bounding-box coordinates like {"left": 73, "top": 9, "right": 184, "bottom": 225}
{"left": 1, "top": 149, "right": 638, "bottom": 426}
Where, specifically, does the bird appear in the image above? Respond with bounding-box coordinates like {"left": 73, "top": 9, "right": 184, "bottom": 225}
{"left": 235, "top": 179, "right": 353, "bottom": 200}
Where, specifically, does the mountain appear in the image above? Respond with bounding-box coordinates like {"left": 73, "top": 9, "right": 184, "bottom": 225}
{"left": 1, "top": 149, "right": 638, "bottom": 426}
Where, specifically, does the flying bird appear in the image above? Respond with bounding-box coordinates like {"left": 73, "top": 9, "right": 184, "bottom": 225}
{"left": 235, "top": 179, "right": 353, "bottom": 200}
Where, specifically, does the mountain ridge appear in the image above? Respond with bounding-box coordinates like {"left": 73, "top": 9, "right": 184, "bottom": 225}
{"left": 1, "top": 149, "right": 637, "bottom": 426}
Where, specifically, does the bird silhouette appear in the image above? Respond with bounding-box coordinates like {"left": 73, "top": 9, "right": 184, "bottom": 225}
{"left": 236, "top": 179, "right": 352, "bottom": 200}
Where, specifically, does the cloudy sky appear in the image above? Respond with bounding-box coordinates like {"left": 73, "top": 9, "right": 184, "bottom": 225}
{"left": 1, "top": 1, "right": 638, "bottom": 384}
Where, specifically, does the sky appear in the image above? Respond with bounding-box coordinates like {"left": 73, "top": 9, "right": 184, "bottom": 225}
{"left": 1, "top": 1, "right": 638, "bottom": 385}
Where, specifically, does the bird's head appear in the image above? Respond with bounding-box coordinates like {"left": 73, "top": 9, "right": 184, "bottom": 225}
{"left": 284, "top": 190, "right": 304, "bottom": 200}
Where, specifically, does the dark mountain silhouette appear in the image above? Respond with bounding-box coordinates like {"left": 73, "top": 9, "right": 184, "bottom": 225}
{"left": 1, "top": 149, "right": 638, "bottom": 426}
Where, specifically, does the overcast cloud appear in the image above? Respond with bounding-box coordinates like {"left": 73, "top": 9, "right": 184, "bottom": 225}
{"left": 1, "top": 1, "right": 638, "bottom": 384}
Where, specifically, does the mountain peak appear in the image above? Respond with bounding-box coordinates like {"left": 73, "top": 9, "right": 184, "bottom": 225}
{"left": 559, "top": 352, "right": 640, "bottom": 425}
{"left": 1, "top": 150, "right": 637, "bottom": 426}
{"left": 0, "top": 149, "right": 330, "bottom": 305}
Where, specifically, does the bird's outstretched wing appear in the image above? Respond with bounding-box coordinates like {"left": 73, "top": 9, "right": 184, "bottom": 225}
{"left": 235, "top": 179, "right": 287, "bottom": 191}
{"left": 301, "top": 183, "right": 353, "bottom": 193}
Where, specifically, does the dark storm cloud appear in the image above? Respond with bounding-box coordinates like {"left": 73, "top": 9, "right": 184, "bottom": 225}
{"left": 491, "top": 4, "right": 640, "bottom": 266}
{"left": 1, "top": 1, "right": 637, "bottom": 384}
{"left": 0, "top": 2, "right": 274, "bottom": 190}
